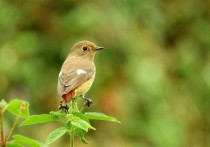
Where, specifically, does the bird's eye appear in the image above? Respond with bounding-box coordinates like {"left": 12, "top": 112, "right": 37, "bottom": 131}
{"left": 82, "top": 46, "right": 88, "bottom": 51}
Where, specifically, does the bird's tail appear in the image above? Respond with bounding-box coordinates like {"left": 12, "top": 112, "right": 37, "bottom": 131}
{"left": 59, "top": 90, "right": 75, "bottom": 111}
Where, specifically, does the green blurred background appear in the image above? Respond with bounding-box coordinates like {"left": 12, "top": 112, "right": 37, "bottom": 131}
{"left": 1, "top": 0, "right": 210, "bottom": 146}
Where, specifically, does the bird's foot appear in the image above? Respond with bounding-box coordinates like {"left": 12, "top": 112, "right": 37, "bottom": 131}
{"left": 82, "top": 97, "right": 94, "bottom": 107}
{"left": 59, "top": 104, "right": 69, "bottom": 113}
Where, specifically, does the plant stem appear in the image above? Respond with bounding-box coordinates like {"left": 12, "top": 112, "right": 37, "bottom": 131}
{"left": 72, "top": 97, "right": 79, "bottom": 112}
{"left": 70, "top": 130, "right": 74, "bottom": 147}
{"left": 80, "top": 101, "right": 87, "bottom": 112}
{"left": 70, "top": 97, "right": 79, "bottom": 147}
{"left": 6, "top": 116, "right": 20, "bottom": 142}
{"left": 0, "top": 112, "right": 5, "bottom": 147}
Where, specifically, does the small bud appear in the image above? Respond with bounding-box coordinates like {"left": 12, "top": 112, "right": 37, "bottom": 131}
{"left": 20, "top": 102, "right": 26, "bottom": 111}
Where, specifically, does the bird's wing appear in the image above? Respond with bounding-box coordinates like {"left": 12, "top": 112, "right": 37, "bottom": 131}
{"left": 57, "top": 67, "right": 95, "bottom": 96}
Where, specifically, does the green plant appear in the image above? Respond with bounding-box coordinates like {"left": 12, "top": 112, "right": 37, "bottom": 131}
{"left": 0, "top": 99, "right": 44, "bottom": 147}
{"left": 0, "top": 98, "right": 120, "bottom": 147}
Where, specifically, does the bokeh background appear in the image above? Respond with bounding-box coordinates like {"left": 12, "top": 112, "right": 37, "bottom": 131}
{"left": 1, "top": 0, "right": 210, "bottom": 146}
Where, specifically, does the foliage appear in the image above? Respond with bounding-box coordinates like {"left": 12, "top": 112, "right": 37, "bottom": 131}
{"left": 0, "top": 98, "right": 120, "bottom": 147}
{"left": 0, "top": 99, "right": 44, "bottom": 147}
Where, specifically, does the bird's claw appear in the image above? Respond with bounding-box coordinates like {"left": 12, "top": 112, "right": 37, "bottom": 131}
{"left": 59, "top": 104, "right": 69, "bottom": 113}
{"left": 83, "top": 98, "right": 94, "bottom": 107}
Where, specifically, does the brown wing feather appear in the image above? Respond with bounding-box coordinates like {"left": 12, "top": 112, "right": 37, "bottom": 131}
{"left": 57, "top": 67, "right": 95, "bottom": 96}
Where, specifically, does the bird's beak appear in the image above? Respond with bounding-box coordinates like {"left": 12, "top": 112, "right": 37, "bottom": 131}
{"left": 95, "top": 46, "right": 104, "bottom": 51}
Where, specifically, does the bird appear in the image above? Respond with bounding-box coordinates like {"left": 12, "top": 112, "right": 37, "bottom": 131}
{"left": 57, "top": 40, "right": 104, "bottom": 111}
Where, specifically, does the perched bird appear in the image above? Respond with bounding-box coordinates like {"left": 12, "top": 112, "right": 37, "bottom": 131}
{"left": 57, "top": 40, "right": 104, "bottom": 111}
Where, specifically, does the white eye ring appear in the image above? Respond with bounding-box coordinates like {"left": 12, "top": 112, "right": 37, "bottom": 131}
{"left": 82, "top": 46, "right": 88, "bottom": 51}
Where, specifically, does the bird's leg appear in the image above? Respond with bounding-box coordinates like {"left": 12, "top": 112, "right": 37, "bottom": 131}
{"left": 82, "top": 96, "right": 94, "bottom": 107}
{"left": 59, "top": 100, "right": 69, "bottom": 113}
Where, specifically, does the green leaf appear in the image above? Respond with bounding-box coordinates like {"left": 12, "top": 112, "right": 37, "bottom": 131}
{"left": 64, "top": 121, "right": 72, "bottom": 130}
{"left": 7, "top": 99, "right": 29, "bottom": 118}
{"left": 50, "top": 110, "right": 66, "bottom": 116}
{"left": 80, "top": 135, "right": 89, "bottom": 144}
{"left": 13, "top": 134, "right": 42, "bottom": 147}
{"left": 85, "top": 112, "right": 121, "bottom": 123}
{"left": 20, "top": 114, "right": 59, "bottom": 126}
{"left": 46, "top": 127, "right": 68, "bottom": 144}
{"left": 70, "top": 117, "right": 95, "bottom": 132}
{"left": 66, "top": 113, "right": 95, "bottom": 132}
{"left": 6, "top": 142, "right": 24, "bottom": 147}
{"left": 74, "top": 127, "right": 86, "bottom": 136}
{"left": 74, "top": 128, "right": 88, "bottom": 144}
{"left": 0, "top": 99, "right": 8, "bottom": 113}
{"left": 73, "top": 112, "right": 89, "bottom": 122}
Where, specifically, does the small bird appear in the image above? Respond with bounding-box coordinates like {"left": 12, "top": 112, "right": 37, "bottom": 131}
{"left": 57, "top": 40, "right": 104, "bottom": 111}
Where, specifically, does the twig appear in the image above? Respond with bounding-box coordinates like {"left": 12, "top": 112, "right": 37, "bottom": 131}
{"left": 6, "top": 116, "right": 20, "bottom": 142}
{"left": 0, "top": 112, "right": 5, "bottom": 147}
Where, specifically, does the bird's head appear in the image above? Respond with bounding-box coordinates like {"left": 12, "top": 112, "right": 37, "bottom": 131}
{"left": 70, "top": 40, "right": 104, "bottom": 60}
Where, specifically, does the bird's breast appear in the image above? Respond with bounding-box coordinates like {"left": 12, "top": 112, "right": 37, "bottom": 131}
{"left": 74, "top": 73, "right": 95, "bottom": 96}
